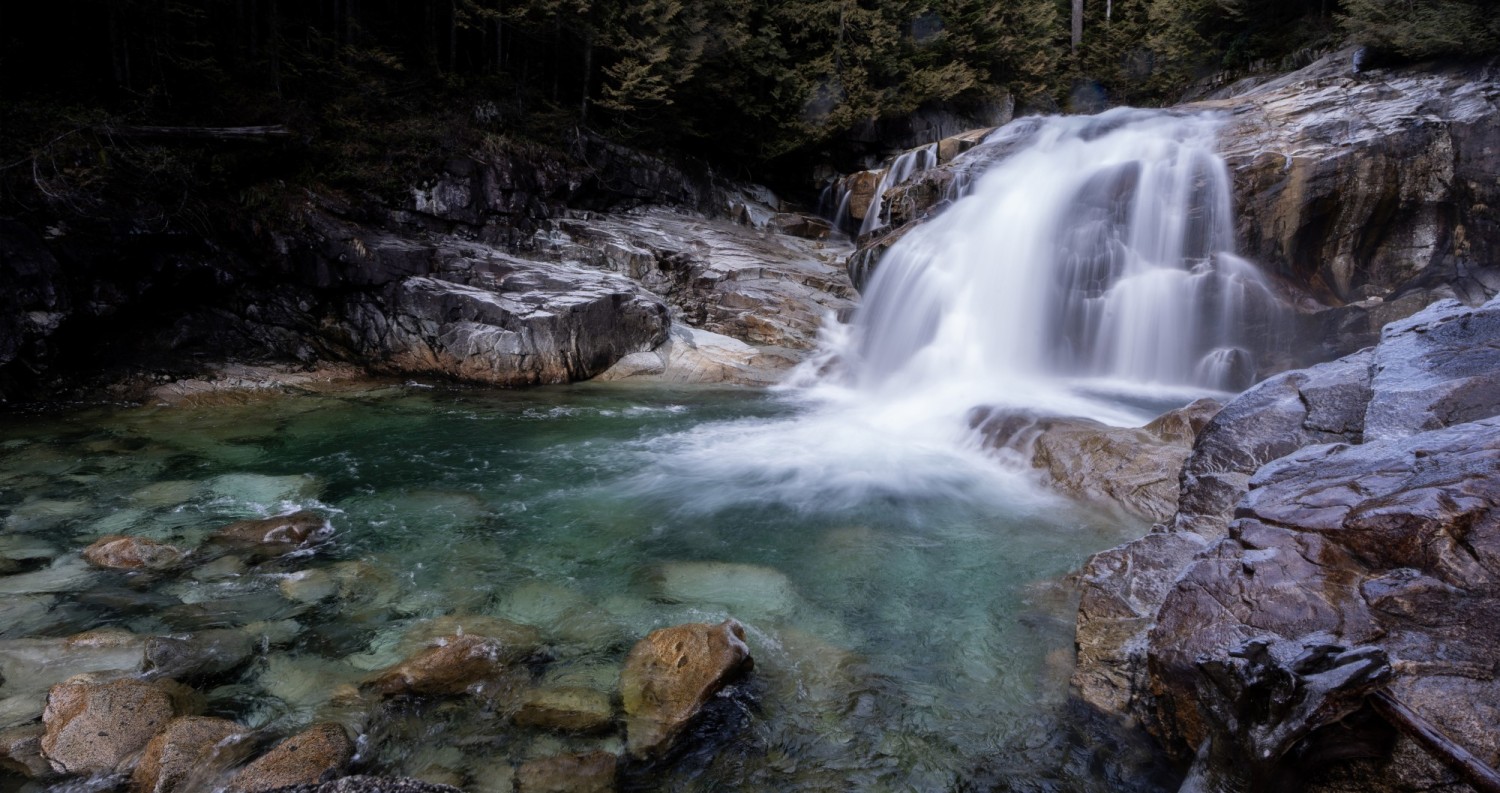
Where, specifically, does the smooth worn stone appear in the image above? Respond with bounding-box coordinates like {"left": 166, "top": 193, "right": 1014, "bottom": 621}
{"left": 0, "top": 556, "right": 100, "bottom": 596}
{"left": 650, "top": 561, "right": 801, "bottom": 621}
{"left": 595, "top": 324, "right": 793, "bottom": 386}
{"left": 132, "top": 715, "right": 249, "bottom": 793}
{"left": 209, "top": 511, "right": 332, "bottom": 558}
{"left": 620, "top": 619, "right": 753, "bottom": 758}
{"left": 515, "top": 751, "right": 617, "bottom": 793}
{"left": 0, "top": 594, "right": 60, "bottom": 639}
{"left": 0, "top": 723, "right": 49, "bottom": 778}
{"left": 82, "top": 535, "right": 188, "bottom": 572}
{"left": 514, "top": 687, "right": 615, "bottom": 734}
{"left": 1362, "top": 296, "right": 1500, "bottom": 442}
{"left": 207, "top": 474, "right": 322, "bottom": 507}
{"left": 40, "top": 677, "right": 178, "bottom": 775}
{"left": 0, "top": 629, "right": 149, "bottom": 703}
{"left": 142, "top": 629, "right": 258, "bottom": 681}
{"left": 228, "top": 723, "right": 353, "bottom": 793}
{"left": 365, "top": 635, "right": 512, "bottom": 698}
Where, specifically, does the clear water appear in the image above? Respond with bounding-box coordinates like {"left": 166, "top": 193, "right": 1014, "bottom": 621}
{"left": 0, "top": 382, "right": 1161, "bottom": 792}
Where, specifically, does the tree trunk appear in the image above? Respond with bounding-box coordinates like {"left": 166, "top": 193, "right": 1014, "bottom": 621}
{"left": 1071, "top": 0, "right": 1084, "bottom": 55}
{"left": 579, "top": 35, "right": 592, "bottom": 123}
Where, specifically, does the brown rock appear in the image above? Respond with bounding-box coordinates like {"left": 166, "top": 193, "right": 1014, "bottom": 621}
{"left": 620, "top": 619, "right": 752, "bottom": 758}
{"left": 365, "top": 635, "right": 511, "bottom": 698}
{"left": 132, "top": 716, "right": 248, "bottom": 793}
{"left": 400, "top": 615, "right": 542, "bottom": 657}
{"left": 515, "top": 751, "right": 616, "bottom": 793}
{"left": 228, "top": 723, "right": 353, "bottom": 792}
{"left": 210, "top": 512, "right": 330, "bottom": 558}
{"left": 0, "top": 724, "right": 49, "bottom": 778}
{"left": 40, "top": 677, "right": 178, "bottom": 775}
{"left": 82, "top": 535, "right": 187, "bottom": 572}
{"left": 513, "top": 687, "right": 614, "bottom": 734}
{"left": 844, "top": 170, "right": 883, "bottom": 221}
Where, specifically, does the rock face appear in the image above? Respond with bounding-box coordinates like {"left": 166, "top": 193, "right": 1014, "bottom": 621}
{"left": 1073, "top": 296, "right": 1500, "bottom": 790}
{"left": 842, "top": 54, "right": 1500, "bottom": 366}
{"left": 81, "top": 535, "right": 187, "bottom": 572}
{"left": 619, "top": 620, "right": 752, "bottom": 758}
{"left": 229, "top": 723, "right": 353, "bottom": 792}
{"left": 40, "top": 677, "right": 178, "bottom": 775}
{"left": 132, "top": 716, "right": 248, "bottom": 793}
{"left": 970, "top": 398, "right": 1222, "bottom": 523}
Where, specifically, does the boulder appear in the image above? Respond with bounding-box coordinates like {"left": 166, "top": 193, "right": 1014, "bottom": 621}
{"left": 513, "top": 687, "right": 615, "bottom": 734}
{"left": 142, "top": 629, "right": 258, "bottom": 681}
{"left": 649, "top": 562, "right": 801, "bottom": 621}
{"left": 1362, "top": 297, "right": 1500, "bottom": 442}
{"left": 515, "top": 751, "right": 617, "bottom": 793}
{"left": 365, "top": 635, "right": 513, "bottom": 698}
{"left": 971, "top": 398, "right": 1223, "bottom": 523}
{"left": 844, "top": 170, "right": 884, "bottom": 221}
{"left": 210, "top": 511, "right": 331, "bottom": 558}
{"left": 40, "top": 677, "right": 178, "bottom": 775}
{"left": 595, "top": 324, "right": 795, "bottom": 386}
{"left": 82, "top": 535, "right": 187, "bottom": 572}
{"left": 620, "top": 619, "right": 753, "bottom": 758}
{"left": 228, "top": 723, "right": 354, "bottom": 792}
{"left": 132, "top": 716, "right": 249, "bottom": 793}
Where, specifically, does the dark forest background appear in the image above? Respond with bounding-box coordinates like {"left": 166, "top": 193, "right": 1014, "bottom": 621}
{"left": 2, "top": 0, "right": 1498, "bottom": 207}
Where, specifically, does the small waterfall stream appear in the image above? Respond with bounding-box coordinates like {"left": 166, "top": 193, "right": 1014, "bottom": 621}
{"left": 838, "top": 109, "right": 1283, "bottom": 408}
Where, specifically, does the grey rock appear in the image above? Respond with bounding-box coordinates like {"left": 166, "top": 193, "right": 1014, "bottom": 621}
{"left": 264, "top": 777, "right": 463, "bottom": 793}
{"left": 1363, "top": 296, "right": 1500, "bottom": 442}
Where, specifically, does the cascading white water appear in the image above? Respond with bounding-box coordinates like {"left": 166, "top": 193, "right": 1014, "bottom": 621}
{"left": 844, "top": 108, "right": 1282, "bottom": 401}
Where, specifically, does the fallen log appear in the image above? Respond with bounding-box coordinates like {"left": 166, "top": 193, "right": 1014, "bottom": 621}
{"left": 1372, "top": 691, "right": 1500, "bottom": 793}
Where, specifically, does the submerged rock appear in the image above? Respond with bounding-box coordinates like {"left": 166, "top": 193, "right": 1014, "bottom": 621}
{"left": 82, "top": 535, "right": 188, "bottom": 572}
{"left": 210, "top": 511, "right": 332, "bottom": 558}
{"left": 228, "top": 723, "right": 354, "bottom": 792}
{"left": 208, "top": 474, "right": 323, "bottom": 508}
{"left": 132, "top": 715, "right": 250, "bottom": 793}
{"left": 142, "top": 629, "right": 259, "bottom": 681}
{"left": 365, "top": 635, "right": 515, "bottom": 698}
{"left": 649, "top": 561, "right": 801, "bottom": 621}
{"left": 254, "top": 776, "right": 463, "bottom": 793}
{"left": 514, "top": 687, "right": 615, "bottom": 734}
{"left": 0, "top": 723, "right": 49, "bottom": 778}
{"left": 620, "top": 619, "right": 753, "bottom": 758}
{"left": 40, "top": 677, "right": 179, "bottom": 775}
{"left": 515, "top": 750, "right": 617, "bottom": 793}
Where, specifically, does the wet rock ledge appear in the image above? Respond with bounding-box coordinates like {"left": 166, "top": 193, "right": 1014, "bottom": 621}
{"left": 1072, "top": 295, "right": 1500, "bottom": 791}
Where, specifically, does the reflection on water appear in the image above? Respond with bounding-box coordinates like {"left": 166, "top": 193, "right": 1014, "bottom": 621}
{"left": 0, "top": 383, "right": 1167, "bottom": 792}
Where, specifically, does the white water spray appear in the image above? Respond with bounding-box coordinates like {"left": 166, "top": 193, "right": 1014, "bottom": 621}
{"left": 840, "top": 108, "right": 1282, "bottom": 408}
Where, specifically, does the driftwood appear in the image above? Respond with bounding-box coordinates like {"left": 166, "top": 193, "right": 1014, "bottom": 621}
{"left": 1372, "top": 691, "right": 1500, "bottom": 793}
{"left": 104, "top": 125, "right": 293, "bottom": 143}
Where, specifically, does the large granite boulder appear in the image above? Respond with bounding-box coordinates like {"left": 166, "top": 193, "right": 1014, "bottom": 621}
{"left": 40, "top": 677, "right": 179, "bottom": 775}
{"left": 228, "top": 723, "right": 354, "bottom": 792}
{"left": 620, "top": 620, "right": 753, "bottom": 758}
{"left": 132, "top": 715, "right": 249, "bottom": 793}
{"left": 365, "top": 634, "right": 516, "bottom": 698}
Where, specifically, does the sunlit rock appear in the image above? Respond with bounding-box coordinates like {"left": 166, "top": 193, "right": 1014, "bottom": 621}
{"left": 620, "top": 619, "right": 752, "bottom": 758}
{"left": 40, "top": 677, "right": 179, "bottom": 775}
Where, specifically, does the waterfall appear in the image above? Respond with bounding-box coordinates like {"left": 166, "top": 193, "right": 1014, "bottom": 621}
{"left": 841, "top": 108, "right": 1283, "bottom": 402}
{"left": 858, "top": 143, "right": 939, "bottom": 237}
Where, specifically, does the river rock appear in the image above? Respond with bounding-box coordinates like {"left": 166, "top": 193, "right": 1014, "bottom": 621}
{"left": 132, "top": 715, "right": 249, "bottom": 793}
{"left": 0, "top": 724, "right": 49, "bottom": 778}
{"left": 400, "top": 615, "right": 542, "bottom": 657}
{"left": 365, "top": 635, "right": 514, "bottom": 698}
{"left": 649, "top": 562, "right": 801, "bottom": 621}
{"left": 596, "top": 324, "right": 794, "bottom": 386}
{"left": 0, "top": 556, "right": 99, "bottom": 595}
{"left": 515, "top": 750, "right": 617, "bottom": 793}
{"left": 207, "top": 474, "right": 323, "bottom": 507}
{"left": 40, "top": 677, "right": 178, "bottom": 775}
{"left": 0, "top": 629, "right": 149, "bottom": 705}
{"left": 514, "top": 687, "right": 615, "bottom": 734}
{"left": 82, "top": 535, "right": 188, "bottom": 572}
{"left": 620, "top": 619, "right": 753, "bottom": 758}
{"left": 209, "top": 511, "right": 332, "bottom": 558}
{"left": 970, "top": 398, "right": 1222, "bottom": 523}
{"left": 142, "top": 629, "right": 258, "bottom": 681}
{"left": 253, "top": 777, "right": 464, "bottom": 793}
{"left": 228, "top": 723, "right": 353, "bottom": 792}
